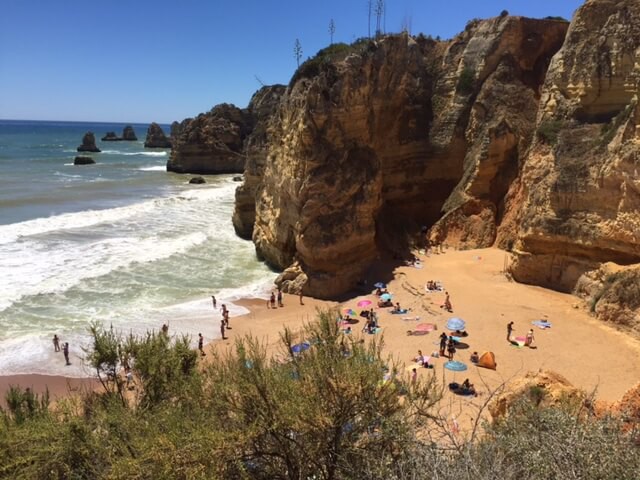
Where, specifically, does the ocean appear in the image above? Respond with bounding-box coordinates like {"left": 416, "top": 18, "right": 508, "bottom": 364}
{"left": 0, "top": 120, "right": 275, "bottom": 377}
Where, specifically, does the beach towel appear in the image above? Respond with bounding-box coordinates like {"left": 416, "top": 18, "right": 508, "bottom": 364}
{"left": 477, "top": 352, "right": 497, "bottom": 370}
{"left": 532, "top": 320, "right": 552, "bottom": 329}
{"left": 402, "top": 316, "right": 420, "bottom": 321}
{"left": 391, "top": 309, "right": 408, "bottom": 314}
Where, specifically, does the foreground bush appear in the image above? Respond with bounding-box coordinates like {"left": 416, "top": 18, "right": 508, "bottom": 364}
{"left": 1, "top": 311, "right": 638, "bottom": 479}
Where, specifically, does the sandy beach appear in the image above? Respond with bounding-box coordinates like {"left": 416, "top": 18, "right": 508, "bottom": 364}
{"left": 3, "top": 247, "right": 639, "bottom": 417}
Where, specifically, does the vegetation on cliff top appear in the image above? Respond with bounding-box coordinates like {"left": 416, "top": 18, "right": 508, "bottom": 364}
{"left": 1, "top": 312, "right": 639, "bottom": 479}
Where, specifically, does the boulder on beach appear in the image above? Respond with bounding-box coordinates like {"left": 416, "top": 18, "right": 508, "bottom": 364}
{"left": 144, "top": 122, "right": 172, "bottom": 148}
{"left": 233, "top": 175, "right": 243, "bottom": 182}
{"left": 74, "top": 156, "right": 96, "bottom": 165}
{"left": 101, "top": 131, "right": 121, "bottom": 141}
{"left": 189, "top": 176, "right": 206, "bottom": 184}
{"left": 77, "top": 132, "right": 101, "bottom": 152}
{"left": 122, "top": 125, "right": 137, "bottom": 141}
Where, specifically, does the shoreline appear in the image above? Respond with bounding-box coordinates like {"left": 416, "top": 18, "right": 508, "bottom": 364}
{"left": 3, "top": 247, "right": 639, "bottom": 414}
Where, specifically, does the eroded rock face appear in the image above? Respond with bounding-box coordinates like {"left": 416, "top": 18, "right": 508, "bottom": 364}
{"left": 509, "top": 0, "right": 640, "bottom": 292}
{"left": 144, "top": 122, "right": 172, "bottom": 148}
{"left": 232, "top": 85, "right": 286, "bottom": 238}
{"left": 168, "top": 104, "right": 250, "bottom": 174}
{"left": 246, "top": 19, "right": 567, "bottom": 298}
{"left": 77, "top": 132, "right": 100, "bottom": 152}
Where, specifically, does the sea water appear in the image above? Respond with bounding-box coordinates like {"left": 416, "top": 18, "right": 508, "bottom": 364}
{"left": 0, "top": 120, "right": 275, "bottom": 377}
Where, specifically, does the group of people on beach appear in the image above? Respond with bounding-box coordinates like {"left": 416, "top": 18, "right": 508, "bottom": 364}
{"left": 52, "top": 334, "right": 71, "bottom": 366}
{"left": 267, "top": 290, "right": 284, "bottom": 309}
{"left": 507, "top": 321, "right": 536, "bottom": 347}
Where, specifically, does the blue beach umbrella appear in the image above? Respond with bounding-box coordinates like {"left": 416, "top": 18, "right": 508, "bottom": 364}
{"left": 444, "top": 360, "right": 467, "bottom": 372}
{"left": 374, "top": 282, "right": 386, "bottom": 289}
{"left": 291, "top": 342, "right": 310, "bottom": 354}
{"left": 380, "top": 293, "right": 392, "bottom": 302}
{"left": 446, "top": 317, "right": 466, "bottom": 331}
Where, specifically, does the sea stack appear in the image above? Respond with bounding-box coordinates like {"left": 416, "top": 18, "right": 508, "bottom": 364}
{"left": 77, "top": 132, "right": 101, "bottom": 152}
{"left": 144, "top": 122, "right": 171, "bottom": 148}
{"left": 122, "top": 125, "right": 137, "bottom": 141}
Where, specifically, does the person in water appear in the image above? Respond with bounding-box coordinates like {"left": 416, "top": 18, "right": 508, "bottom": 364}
{"left": 53, "top": 334, "right": 60, "bottom": 352}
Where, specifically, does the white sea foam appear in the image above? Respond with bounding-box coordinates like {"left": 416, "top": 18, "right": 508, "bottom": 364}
{"left": 100, "top": 150, "right": 167, "bottom": 157}
{"left": 139, "top": 165, "right": 166, "bottom": 171}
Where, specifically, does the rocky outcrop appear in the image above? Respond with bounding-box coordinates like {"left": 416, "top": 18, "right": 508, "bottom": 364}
{"left": 489, "top": 370, "right": 584, "bottom": 420}
{"left": 102, "top": 132, "right": 121, "bottom": 141}
{"left": 189, "top": 176, "right": 206, "bottom": 184}
{"left": 144, "top": 123, "right": 172, "bottom": 148}
{"left": 509, "top": 0, "right": 640, "bottom": 293}
{"left": 74, "top": 156, "right": 96, "bottom": 165}
{"left": 122, "top": 125, "right": 137, "bottom": 141}
{"left": 168, "top": 104, "right": 250, "bottom": 174}
{"left": 77, "top": 132, "right": 101, "bottom": 152}
{"left": 241, "top": 18, "right": 566, "bottom": 298}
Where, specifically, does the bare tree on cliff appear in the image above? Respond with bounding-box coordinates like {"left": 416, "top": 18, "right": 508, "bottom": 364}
{"left": 375, "top": 0, "right": 385, "bottom": 37}
{"left": 294, "top": 38, "right": 303, "bottom": 68}
{"left": 329, "top": 18, "right": 336, "bottom": 45}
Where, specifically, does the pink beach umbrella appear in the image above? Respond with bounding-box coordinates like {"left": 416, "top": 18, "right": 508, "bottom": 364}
{"left": 415, "top": 323, "right": 436, "bottom": 332}
{"left": 357, "top": 299, "right": 372, "bottom": 308}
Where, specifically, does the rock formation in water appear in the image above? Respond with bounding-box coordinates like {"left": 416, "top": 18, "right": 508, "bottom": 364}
{"left": 102, "top": 131, "right": 121, "bottom": 141}
{"left": 507, "top": 0, "right": 640, "bottom": 299}
{"left": 77, "top": 132, "right": 101, "bottom": 152}
{"left": 144, "top": 122, "right": 172, "bottom": 148}
{"left": 74, "top": 156, "right": 96, "bottom": 165}
{"left": 122, "top": 125, "right": 137, "bottom": 141}
{"left": 168, "top": 86, "right": 285, "bottom": 176}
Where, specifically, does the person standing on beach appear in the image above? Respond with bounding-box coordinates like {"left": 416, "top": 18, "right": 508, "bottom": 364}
{"left": 198, "top": 333, "right": 206, "bottom": 356}
{"left": 411, "top": 368, "right": 417, "bottom": 385}
{"left": 507, "top": 321, "right": 514, "bottom": 342}
{"left": 299, "top": 289, "right": 304, "bottom": 305}
{"left": 525, "top": 329, "right": 535, "bottom": 348}
{"left": 439, "top": 332, "right": 447, "bottom": 357}
{"left": 269, "top": 292, "right": 276, "bottom": 309}
{"left": 223, "top": 309, "right": 231, "bottom": 329}
{"left": 53, "top": 334, "right": 60, "bottom": 352}
{"left": 211, "top": 295, "right": 217, "bottom": 309}
{"left": 63, "top": 342, "right": 71, "bottom": 365}
{"left": 277, "top": 289, "right": 283, "bottom": 307}
{"left": 220, "top": 319, "right": 227, "bottom": 340}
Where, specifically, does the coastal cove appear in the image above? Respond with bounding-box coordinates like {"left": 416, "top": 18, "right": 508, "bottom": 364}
{"left": 0, "top": 120, "right": 275, "bottom": 378}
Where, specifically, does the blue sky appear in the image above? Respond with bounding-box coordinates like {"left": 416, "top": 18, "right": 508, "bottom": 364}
{"left": 0, "top": 0, "right": 583, "bottom": 123}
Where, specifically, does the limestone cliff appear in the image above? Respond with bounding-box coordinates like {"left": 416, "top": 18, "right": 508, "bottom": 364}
{"left": 509, "top": 0, "right": 640, "bottom": 294}
{"left": 232, "top": 85, "right": 286, "bottom": 238}
{"left": 144, "top": 123, "right": 172, "bottom": 148}
{"left": 243, "top": 18, "right": 567, "bottom": 298}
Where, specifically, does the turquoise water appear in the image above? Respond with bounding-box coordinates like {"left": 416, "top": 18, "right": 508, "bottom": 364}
{"left": 0, "top": 120, "right": 274, "bottom": 376}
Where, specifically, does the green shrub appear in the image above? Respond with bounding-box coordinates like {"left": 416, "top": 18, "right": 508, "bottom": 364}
{"left": 537, "top": 119, "right": 563, "bottom": 145}
{"left": 456, "top": 67, "right": 476, "bottom": 95}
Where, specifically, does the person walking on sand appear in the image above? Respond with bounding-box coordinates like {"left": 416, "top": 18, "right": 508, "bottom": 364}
{"left": 507, "top": 321, "right": 514, "bottom": 342}
{"left": 198, "top": 333, "right": 206, "bottom": 356}
{"left": 220, "top": 319, "right": 227, "bottom": 340}
{"left": 299, "top": 289, "right": 304, "bottom": 305}
{"left": 223, "top": 309, "right": 231, "bottom": 329}
{"left": 63, "top": 342, "right": 71, "bottom": 365}
{"left": 277, "top": 289, "right": 283, "bottom": 307}
{"left": 53, "top": 334, "right": 60, "bottom": 352}
{"left": 211, "top": 295, "right": 217, "bottom": 309}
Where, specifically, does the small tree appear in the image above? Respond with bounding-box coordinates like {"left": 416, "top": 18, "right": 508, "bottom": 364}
{"left": 294, "top": 38, "right": 303, "bottom": 68}
{"left": 329, "top": 18, "right": 336, "bottom": 45}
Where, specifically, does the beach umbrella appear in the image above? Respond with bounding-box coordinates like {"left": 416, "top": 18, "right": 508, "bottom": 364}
{"left": 357, "top": 299, "right": 372, "bottom": 307}
{"left": 380, "top": 293, "right": 392, "bottom": 302}
{"left": 291, "top": 342, "right": 310, "bottom": 354}
{"left": 446, "top": 317, "right": 466, "bottom": 331}
{"left": 444, "top": 360, "right": 467, "bottom": 372}
{"left": 342, "top": 308, "right": 357, "bottom": 317}
{"left": 415, "top": 323, "right": 436, "bottom": 332}
{"left": 374, "top": 282, "right": 386, "bottom": 289}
